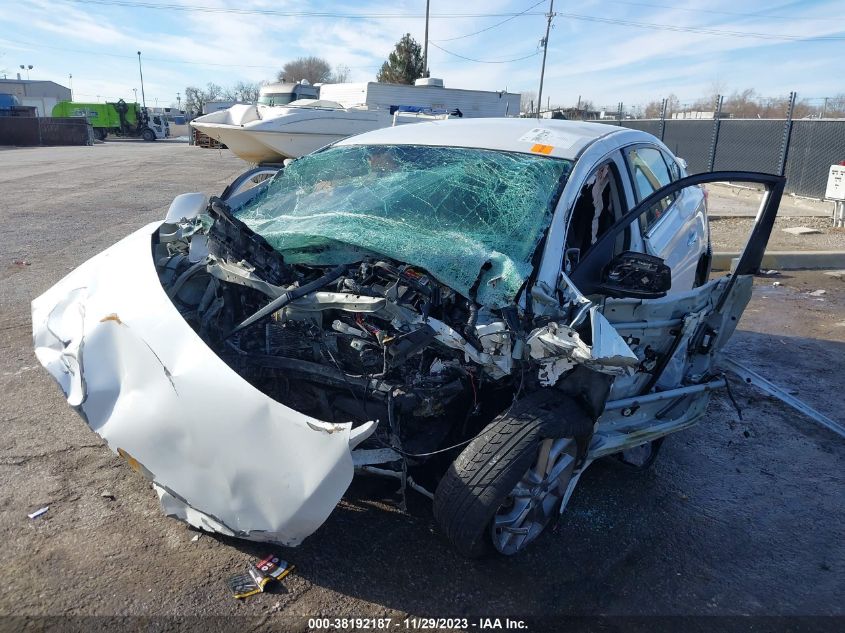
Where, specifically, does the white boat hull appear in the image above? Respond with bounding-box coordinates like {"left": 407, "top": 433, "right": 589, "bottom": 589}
{"left": 191, "top": 103, "right": 444, "bottom": 164}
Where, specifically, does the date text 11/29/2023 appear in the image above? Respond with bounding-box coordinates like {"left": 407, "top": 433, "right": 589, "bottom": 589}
{"left": 307, "top": 617, "right": 529, "bottom": 630}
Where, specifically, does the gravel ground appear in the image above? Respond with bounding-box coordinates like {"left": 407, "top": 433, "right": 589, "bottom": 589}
{"left": 1, "top": 143, "right": 843, "bottom": 630}
{"left": 710, "top": 215, "right": 845, "bottom": 251}
{"left": 707, "top": 183, "right": 833, "bottom": 218}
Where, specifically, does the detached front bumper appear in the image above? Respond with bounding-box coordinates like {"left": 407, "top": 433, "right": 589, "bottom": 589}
{"left": 32, "top": 222, "right": 368, "bottom": 545}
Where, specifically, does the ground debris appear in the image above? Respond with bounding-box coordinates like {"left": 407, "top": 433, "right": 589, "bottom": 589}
{"left": 28, "top": 506, "right": 49, "bottom": 519}
{"left": 782, "top": 226, "right": 822, "bottom": 235}
{"left": 12, "top": 259, "right": 31, "bottom": 267}
{"left": 227, "top": 554, "right": 294, "bottom": 599}
{"left": 808, "top": 289, "right": 826, "bottom": 296}
{"left": 101, "top": 491, "right": 115, "bottom": 500}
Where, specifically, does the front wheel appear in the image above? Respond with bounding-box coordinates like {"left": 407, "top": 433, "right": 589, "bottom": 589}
{"left": 141, "top": 128, "right": 156, "bottom": 142}
{"left": 433, "top": 391, "right": 592, "bottom": 558}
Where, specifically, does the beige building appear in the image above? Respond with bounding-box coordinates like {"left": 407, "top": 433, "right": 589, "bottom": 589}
{"left": 0, "top": 79, "right": 72, "bottom": 117}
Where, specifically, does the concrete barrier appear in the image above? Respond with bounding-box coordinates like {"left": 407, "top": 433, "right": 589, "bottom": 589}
{"left": 712, "top": 251, "right": 845, "bottom": 271}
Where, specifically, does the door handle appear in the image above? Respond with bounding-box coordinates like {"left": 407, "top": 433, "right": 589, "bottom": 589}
{"left": 687, "top": 232, "right": 698, "bottom": 246}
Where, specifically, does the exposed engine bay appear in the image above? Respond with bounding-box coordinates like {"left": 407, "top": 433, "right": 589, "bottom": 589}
{"left": 154, "top": 197, "right": 617, "bottom": 480}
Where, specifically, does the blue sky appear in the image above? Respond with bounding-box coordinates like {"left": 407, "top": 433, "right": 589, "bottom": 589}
{"left": 1, "top": 0, "right": 843, "bottom": 110}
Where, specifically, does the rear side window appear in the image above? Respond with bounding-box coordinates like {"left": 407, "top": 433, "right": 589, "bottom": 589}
{"left": 626, "top": 146, "right": 676, "bottom": 233}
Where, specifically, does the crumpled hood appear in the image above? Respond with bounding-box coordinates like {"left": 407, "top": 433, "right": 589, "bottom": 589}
{"left": 32, "top": 221, "right": 372, "bottom": 545}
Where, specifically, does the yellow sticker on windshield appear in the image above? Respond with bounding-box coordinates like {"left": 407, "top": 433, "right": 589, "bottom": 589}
{"left": 530, "top": 144, "right": 554, "bottom": 154}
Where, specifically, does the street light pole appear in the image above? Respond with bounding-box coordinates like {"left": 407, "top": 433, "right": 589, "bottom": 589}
{"left": 69, "top": 74, "right": 73, "bottom": 100}
{"left": 422, "top": 0, "right": 430, "bottom": 78}
{"left": 137, "top": 51, "right": 147, "bottom": 108}
{"left": 536, "top": 0, "right": 554, "bottom": 118}
{"left": 133, "top": 88, "right": 138, "bottom": 102}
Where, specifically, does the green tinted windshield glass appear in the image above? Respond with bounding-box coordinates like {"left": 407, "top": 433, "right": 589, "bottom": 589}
{"left": 235, "top": 144, "right": 571, "bottom": 307}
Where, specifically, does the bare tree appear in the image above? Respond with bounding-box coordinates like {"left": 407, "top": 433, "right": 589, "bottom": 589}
{"left": 641, "top": 94, "right": 678, "bottom": 118}
{"left": 220, "top": 86, "right": 238, "bottom": 101}
{"left": 183, "top": 83, "right": 223, "bottom": 115}
{"left": 331, "top": 64, "right": 350, "bottom": 83}
{"left": 520, "top": 90, "right": 537, "bottom": 114}
{"left": 723, "top": 89, "right": 758, "bottom": 118}
{"left": 643, "top": 100, "right": 663, "bottom": 118}
{"left": 234, "top": 81, "right": 261, "bottom": 103}
{"left": 278, "top": 57, "right": 332, "bottom": 84}
{"left": 824, "top": 94, "right": 845, "bottom": 118}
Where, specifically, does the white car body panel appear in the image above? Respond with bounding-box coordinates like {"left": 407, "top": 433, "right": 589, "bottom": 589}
{"left": 643, "top": 185, "right": 705, "bottom": 291}
{"left": 32, "top": 222, "right": 372, "bottom": 545}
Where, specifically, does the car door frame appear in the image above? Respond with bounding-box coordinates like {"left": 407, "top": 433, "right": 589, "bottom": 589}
{"left": 570, "top": 171, "right": 785, "bottom": 459}
{"left": 621, "top": 143, "right": 707, "bottom": 291}
{"left": 571, "top": 170, "right": 785, "bottom": 300}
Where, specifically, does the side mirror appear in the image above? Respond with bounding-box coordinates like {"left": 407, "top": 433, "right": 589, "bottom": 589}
{"left": 598, "top": 251, "right": 671, "bottom": 299}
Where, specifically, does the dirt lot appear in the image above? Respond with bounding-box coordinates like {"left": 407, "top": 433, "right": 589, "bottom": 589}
{"left": 1, "top": 143, "right": 843, "bottom": 629}
{"left": 705, "top": 183, "right": 845, "bottom": 251}
{"left": 710, "top": 216, "right": 845, "bottom": 252}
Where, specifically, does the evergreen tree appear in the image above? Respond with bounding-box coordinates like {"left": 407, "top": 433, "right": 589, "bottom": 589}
{"left": 377, "top": 34, "right": 425, "bottom": 85}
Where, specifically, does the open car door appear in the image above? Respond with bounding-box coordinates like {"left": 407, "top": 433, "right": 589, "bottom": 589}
{"left": 567, "top": 172, "right": 786, "bottom": 461}
{"left": 572, "top": 171, "right": 786, "bottom": 294}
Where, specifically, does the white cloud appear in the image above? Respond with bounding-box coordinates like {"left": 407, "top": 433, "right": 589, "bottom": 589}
{"left": 2, "top": 0, "right": 842, "bottom": 108}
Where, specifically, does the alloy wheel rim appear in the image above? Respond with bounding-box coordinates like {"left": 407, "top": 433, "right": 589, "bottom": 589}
{"left": 490, "top": 437, "right": 577, "bottom": 555}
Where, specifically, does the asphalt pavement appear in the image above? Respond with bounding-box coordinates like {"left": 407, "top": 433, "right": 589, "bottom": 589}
{"left": 0, "top": 143, "right": 842, "bottom": 630}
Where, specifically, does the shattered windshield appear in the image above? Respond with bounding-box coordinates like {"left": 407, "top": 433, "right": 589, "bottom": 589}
{"left": 234, "top": 144, "right": 572, "bottom": 307}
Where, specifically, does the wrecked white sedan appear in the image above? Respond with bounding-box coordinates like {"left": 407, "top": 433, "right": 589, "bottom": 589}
{"left": 33, "top": 119, "right": 784, "bottom": 557}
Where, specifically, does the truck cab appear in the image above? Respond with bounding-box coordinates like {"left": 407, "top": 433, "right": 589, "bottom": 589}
{"left": 145, "top": 111, "right": 170, "bottom": 140}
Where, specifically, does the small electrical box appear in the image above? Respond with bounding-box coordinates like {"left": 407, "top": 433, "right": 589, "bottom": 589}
{"left": 825, "top": 164, "right": 845, "bottom": 201}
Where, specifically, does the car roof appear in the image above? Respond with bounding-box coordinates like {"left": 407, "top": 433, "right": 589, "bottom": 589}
{"left": 335, "top": 117, "right": 627, "bottom": 160}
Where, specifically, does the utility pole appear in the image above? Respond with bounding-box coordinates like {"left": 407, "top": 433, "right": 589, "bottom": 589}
{"left": 137, "top": 51, "right": 147, "bottom": 108}
{"left": 177, "top": 92, "right": 181, "bottom": 111}
{"left": 422, "top": 0, "right": 430, "bottom": 78}
{"left": 536, "top": 0, "right": 554, "bottom": 118}
{"left": 68, "top": 74, "right": 73, "bottom": 100}
{"left": 822, "top": 97, "right": 829, "bottom": 119}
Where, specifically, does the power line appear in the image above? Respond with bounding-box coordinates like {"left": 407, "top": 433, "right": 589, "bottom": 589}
{"left": 65, "top": 0, "right": 546, "bottom": 19}
{"left": 1, "top": 35, "right": 515, "bottom": 73}
{"left": 62, "top": 0, "right": 845, "bottom": 42}
{"left": 433, "top": 0, "right": 546, "bottom": 42}
{"left": 557, "top": 11, "right": 845, "bottom": 41}
{"left": 0, "top": 36, "right": 282, "bottom": 69}
{"left": 427, "top": 42, "right": 540, "bottom": 64}
{"left": 602, "top": 0, "right": 837, "bottom": 23}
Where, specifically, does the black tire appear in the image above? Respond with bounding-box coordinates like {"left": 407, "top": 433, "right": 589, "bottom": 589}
{"left": 142, "top": 128, "right": 156, "bottom": 142}
{"left": 694, "top": 243, "right": 712, "bottom": 287}
{"left": 610, "top": 436, "right": 665, "bottom": 471}
{"left": 95, "top": 128, "right": 108, "bottom": 141}
{"left": 433, "top": 390, "right": 593, "bottom": 558}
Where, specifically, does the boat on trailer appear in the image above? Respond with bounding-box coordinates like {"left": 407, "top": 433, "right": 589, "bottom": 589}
{"left": 190, "top": 78, "right": 521, "bottom": 164}
{"left": 190, "top": 100, "right": 452, "bottom": 164}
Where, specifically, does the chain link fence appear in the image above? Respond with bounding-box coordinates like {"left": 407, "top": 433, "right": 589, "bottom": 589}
{"left": 596, "top": 95, "right": 845, "bottom": 198}
{"left": 785, "top": 121, "right": 845, "bottom": 198}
